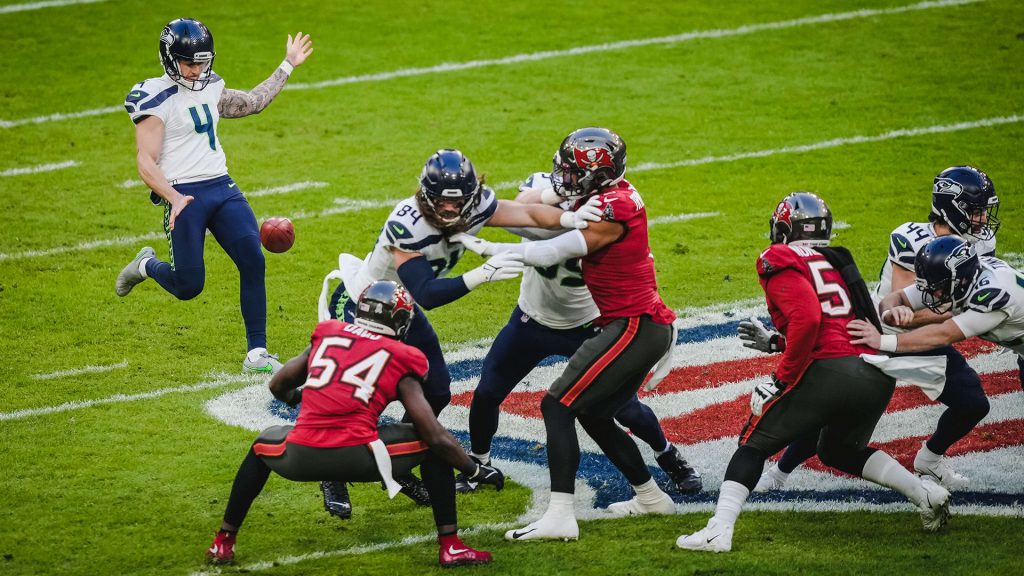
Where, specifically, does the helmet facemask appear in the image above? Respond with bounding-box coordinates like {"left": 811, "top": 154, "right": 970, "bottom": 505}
{"left": 915, "top": 238, "right": 979, "bottom": 314}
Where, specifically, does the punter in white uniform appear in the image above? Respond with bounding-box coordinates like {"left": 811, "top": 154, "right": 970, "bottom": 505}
{"left": 454, "top": 173, "right": 703, "bottom": 497}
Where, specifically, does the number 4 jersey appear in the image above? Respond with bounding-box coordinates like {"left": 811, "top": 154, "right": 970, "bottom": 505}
{"left": 757, "top": 243, "right": 875, "bottom": 385}
{"left": 287, "top": 320, "right": 429, "bottom": 448}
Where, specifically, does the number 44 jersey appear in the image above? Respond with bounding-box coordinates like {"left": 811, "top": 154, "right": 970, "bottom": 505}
{"left": 287, "top": 320, "right": 429, "bottom": 449}
{"left": 757, "top": 243, "right": 876, "bottom": 384}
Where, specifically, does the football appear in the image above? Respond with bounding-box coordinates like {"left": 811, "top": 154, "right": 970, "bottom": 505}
{"left": 260, "top": 217, "right": 295, "bottom": 253}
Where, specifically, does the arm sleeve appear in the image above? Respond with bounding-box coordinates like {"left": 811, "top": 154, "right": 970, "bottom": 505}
{"left": 952, "top": 309, "right": 1009, "bottom": 338}
{"left": 902, "top": 285, "right": 925, "bottom": 310}
{"left": 396, "top": 255, "right": 470, "bottom": 311}
{"left": 485, "top": 229, "right": 588, "bottom": 267}
{"left": 766, "top": 269, "right": 822, "bottom": 385}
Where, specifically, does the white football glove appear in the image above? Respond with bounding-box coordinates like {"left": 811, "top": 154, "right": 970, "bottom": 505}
{"left": 737, "top": 316, "right": 782, "bottom": 353}
{"left": 450, "top": 232, "right": 494, "bottom": 257}
{"left": 559, "top": 196, "right": 603, "bottom": 229}
{"left": 462, "top": 252, "right": 524, "bottom": 290}
{"left": 750, "top": 376, "right": 783, "bottom": 417}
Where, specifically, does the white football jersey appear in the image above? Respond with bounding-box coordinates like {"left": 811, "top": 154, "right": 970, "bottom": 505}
{"left": 124, "top": 74, "right": 228, "bottom": 185}
{"left": 515, "top": 173, "right": 600, "bottom": 329}
{"left": 347, "top": 190, "right": 499, "bottom": 303}
{"left": 949, "top": 256, "right": 1024, "bottom": 358}
{"left": 876, "top": 221, "right": 997, "bottom": 297}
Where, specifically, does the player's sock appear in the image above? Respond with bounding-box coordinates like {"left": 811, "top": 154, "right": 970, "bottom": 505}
{"left": 916, "top": 441, "right": 942, "bottom": 467}
{"left": 138, "top": 257, "right": 151, "bottom": 278}
{"left": 861, "top": 450, "right": 927, "bottom": 505}
{"left": 754, "top": 463, "right": 790, "bottom": 492}
{"left": 656, "top": 441, "right": 673, "bottom": 456}
{"left": 470, "top": 451, "right": 490, "bottom": 464}
{"left": 606, "top": 478, "right": 676, "bottom": 516}
{"left": 711, "top": 480, "right": 749, "bottom": 526}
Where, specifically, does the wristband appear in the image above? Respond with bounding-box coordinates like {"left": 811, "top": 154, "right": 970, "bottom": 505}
{"left": 879, "top": 334, "right": 898, "bottom": 353}
{"left": 279, "top": 59, "right": 295, "bottom": 75}
{"left": 768, "top": 333, "right": 781, "bottom": 353}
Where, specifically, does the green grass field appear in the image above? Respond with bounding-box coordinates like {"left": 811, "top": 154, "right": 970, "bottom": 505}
{"left": 1, "top": 0, "right": 1021, "bottom": 574}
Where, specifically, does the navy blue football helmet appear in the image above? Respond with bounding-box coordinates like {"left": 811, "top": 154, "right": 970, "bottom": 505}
{"left": 416, "top": 149, "right": 482, "bottom": 231}
{"left": 931, "top": 166, "right": 999, "bottom": 242}
{"left": 355, "top": 280, "right": 415, "bottom": 339}
{"left": 914, "top": 236, "right": 980, "bottom": 314}
{"left": 769, "top": 192, "right": 833, "bottom": 246}
{"left": 160, "top": 18, "right": 216, "bottom": 91}
{"left": 551, "top": 127, "right": 626, "bottom": 199}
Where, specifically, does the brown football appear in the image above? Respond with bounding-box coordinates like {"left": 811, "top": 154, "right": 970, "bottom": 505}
{"left": 260, "top": 217, "right": 295, "bottom": 253}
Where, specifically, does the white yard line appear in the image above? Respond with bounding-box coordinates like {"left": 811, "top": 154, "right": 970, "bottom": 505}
{"left": 0, "top": 0, "right": 104, "bottom": 15}
{"left": 244, "top": 180, "right": 329, "bottom": 198}
{"left": 31, "top": 360, "right": 128, "bottom": 381}
{"left": 1, "top": 0, "right": 981, "bottom": 129}
{"left": 0, "top": 373, "right": 255, "bottom": 422}
{"left": 650, "top": 211, "right": 720, "bottom": 225}
{"left": 0, "top": 160, "right": 79, "bottom": 177}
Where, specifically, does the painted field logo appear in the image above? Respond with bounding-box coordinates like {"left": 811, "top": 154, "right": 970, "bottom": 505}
{"left": 207, "top": 301, "right": 1024, "bottom": 518}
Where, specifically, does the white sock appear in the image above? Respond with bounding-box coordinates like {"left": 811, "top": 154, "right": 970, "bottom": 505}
{"left": 656, "top": 441, "right": 673, "bottom": 456}
{"left": 768, "top": 465, "right": 790, "bottom": 483}
{"left": 915, "top": 441, "right": 941, "bottom": 466}
{"left": 138, "top": 257, "right": 152, "bottom": 278}
{"left": 246, "top": 347, "right": 268, "bottom": 362}
{"left": 711, "top": 480, "right": 749, "bottom": 526}
{"left": 862, "top": 450, "right": 925, "bottom": 505}
{"left": 544, "top": 491, "right": 575, "bottom": 518}
{"left": 633, "top": 477, "right": 668, "bottom": 506}
{"left": 470, "top": 451, "right": 491, "bottom": 464}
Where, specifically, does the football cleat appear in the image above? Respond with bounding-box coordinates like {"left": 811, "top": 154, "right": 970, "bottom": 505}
{"left": 243, "top": 348, "right": 282, "bottom": 374}
{"left": 676, "top": 518, "right": 734, "bottom": 553}
{"left": 914, "top": 454, "right": 969, "bottom": 491}
{"left": 438, "top": 538, "right": 492, "bottom": 567}
{"left": 918, "top": 476, "right": 951, "bottom": 532}
{"left": 504, "top": 514, "right": 579, "bottom": 542}
{"left": 656, "top": 445, "right": 703, "bottom": 494}
{"left": 605, "top": 492, "right": 676, "bottom": 517}
{"left": 454, "top": 456, "right": 489, "bottom": 493}
{"left": 394, "top": 473, "right": 431, "bottom": 506}
{"left": 320, "top": 481, "right": 352, "bottom": 520}
{"left": 205, "top": 530, "right": 236, "bottom": 564}
{"left": 754, "top": 463, "right": 789, "bottom": 492}
{"left": 115, "top": 246, "right": 155, "bottom": 297}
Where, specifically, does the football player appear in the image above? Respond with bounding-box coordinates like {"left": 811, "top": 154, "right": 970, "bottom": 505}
{"left": 455, "top": 128, "right": 682, "bottom": 541}
{"left": 849, "top": 236, "right": 1023, "bottom": 381}
{"left": 677, "top": 193, "right": 950, "bottom": 553}
{"left": 116, "top": 18, "right": 314, "bottom": 374}
{"left": 316, "top": 148, "right": 601, "bottom": 516}
{"left": 455, "top": 171, "right": 702, "bottom": 496}
{"left": 748, "top": 166, "right": 1001, "bottom": 491}
{"left": 205, "top": 281, "right": 503, "bottom": 568}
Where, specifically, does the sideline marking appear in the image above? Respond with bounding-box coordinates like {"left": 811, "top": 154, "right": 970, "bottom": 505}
{"left": 0, "top": 160, "right": 79, "bottom": 177}
{"left": 1, "top": 0, "right": 981, "bottom": 128}
{"left": 31, "top": 360, "right": 128, "bottom": 381}
{"left": 0, "top": 0, "right": 104, "bottom": 15}
{"left": 2, "top": 114, "right": 1018, "bottom": 263}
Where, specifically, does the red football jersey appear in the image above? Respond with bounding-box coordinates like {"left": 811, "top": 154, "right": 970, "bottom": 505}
{"left": 757, "top": 243, "right": 874, "bottom": 385}
{"left": 286, "top": 320, "right": 429, "bottom": 448}
{"left": 575, "top": 180, "right": 676, "bottom": 327}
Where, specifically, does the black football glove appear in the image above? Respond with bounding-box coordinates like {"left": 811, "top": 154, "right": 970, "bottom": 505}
{"left": 469, "top": 463, "right": 505, "bottom": 491}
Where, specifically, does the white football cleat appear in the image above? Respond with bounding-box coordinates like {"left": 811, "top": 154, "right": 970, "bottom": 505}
{"left": 918, "top": 476, "right": 951, "bottom": 532}
{"left": 914, "top": 455, "right": 969, "bottom": 491}
{"left": 754, "top": 463, "right": 789, "bottom": 492}
{"left": 115, "top": 246, "right": 155, "bottom": 297}
{"left": 676, "top": 518, "right": 733, "bottom": 553}
{"left": 504, "top": 515, "right": 578, "bottom": 542}
{"left": 243, "top": 348, "right": 283, "bottom": 375}
{"left": 605, "top": 493, "right": 676, "bottom": 517}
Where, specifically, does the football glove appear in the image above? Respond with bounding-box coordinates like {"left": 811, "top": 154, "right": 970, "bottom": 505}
{"left": 462, "top": 252, "right": 524, "bottom": 290}
{"left": 469, "top": 463, "right": 505, "bottom": 491}
{"left": 450, "top": 232, "right": 494, "bottom": 257}
{"left": 738, "top": 316, "right": 782, "bottom": 353}
{"left": 559, "top": 196, "right": 603, "bottom": 229}
{"left": 750, "top": 375, "right": 784, "bottom": 417}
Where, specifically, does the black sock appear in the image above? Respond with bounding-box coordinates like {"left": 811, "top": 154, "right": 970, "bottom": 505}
{"left": 579, "top": 413, "right": 651, "bottom": 486}
{"left": 223, "top": 447, "right": 273, "bottom": 528}
{"left": 542, "top": 395, "right": 580, "bottom": 494}
{"left": 420, "top": 453, "right": 457, "bottom": 527}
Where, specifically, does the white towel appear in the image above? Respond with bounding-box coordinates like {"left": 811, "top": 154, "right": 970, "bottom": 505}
{"left": 369, "top": 439, "right": 402, "bottom": 499}
{"left": 317, "top": 252, "right": 367, "bottom": 322}
{"left": 645, "top": 323, "right": 679, "bottom": 391}
{"left": 860, "top": 353, "right": 948, "bottom": 400}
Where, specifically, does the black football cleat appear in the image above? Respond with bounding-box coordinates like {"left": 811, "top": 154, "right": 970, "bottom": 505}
{"left": 657, "top": 445, "right": 703, "bottom": 494}
{"left": 394, "top": 473, "right": 431, "bottom": 506}
{"left": 320, "top": 481, "right": 352, "bottom": 520}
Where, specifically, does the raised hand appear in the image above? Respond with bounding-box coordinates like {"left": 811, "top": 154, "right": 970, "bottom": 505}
{"left": 285, "top": 32, "right": 314, "bottom": 67}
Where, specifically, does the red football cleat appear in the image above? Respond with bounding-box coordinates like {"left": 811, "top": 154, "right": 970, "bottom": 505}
{"left": 438, "top": 535, "right": 492, "bottom": 568}
{"left": 206, "top": 530, "right": 236, "bottom": 564}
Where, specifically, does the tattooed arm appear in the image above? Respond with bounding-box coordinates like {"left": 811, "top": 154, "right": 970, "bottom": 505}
{"left": 218, "top": 31, "right": 313, "bottom": 119}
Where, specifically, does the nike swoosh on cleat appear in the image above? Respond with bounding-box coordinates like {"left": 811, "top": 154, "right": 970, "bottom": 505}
{"left": 511, "top": 528, "right": 536, "bottom": 539}
{"left": 447, "top": 546, "right": 469, "bottom": 555}
{"left": 706, "top": 534, "right": 719, "bottom": 543}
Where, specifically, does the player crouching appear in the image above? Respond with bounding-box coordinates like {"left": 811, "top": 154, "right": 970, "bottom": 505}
{"left": 205, "top": 280, "right": 503, "bottom": 567}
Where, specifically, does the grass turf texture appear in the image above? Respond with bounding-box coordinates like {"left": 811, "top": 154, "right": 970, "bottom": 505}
{"left": 0, "top": 0, "right": 1021, "bottom": 574}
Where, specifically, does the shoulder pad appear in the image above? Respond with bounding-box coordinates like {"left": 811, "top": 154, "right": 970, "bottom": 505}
{"left": 125, "top": 82, "right": 179, "bottom": 116}
{"left": 757, "top": 244, "right": 805, "bottom": 277}
{"left": 520, "top": 172, "right": 551, "bottom": 192}
{"left": 966, "top": 287, "right": 1010, "bottom": 313}
{"left": 888, "top": 232, "right": 916, "bottom": 269}
{"left": 596, "top": 187, "right": 644, "bottom": 222}
{"left": 464, "top": 187, "right": 498, "bottom": 230}
{"left": 383, "top": 220, "right": 414, "bottom": 244}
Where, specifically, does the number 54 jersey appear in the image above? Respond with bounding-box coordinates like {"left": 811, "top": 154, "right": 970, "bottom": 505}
{"left": 287, "top": 320, "right": 429, "bottom": 449}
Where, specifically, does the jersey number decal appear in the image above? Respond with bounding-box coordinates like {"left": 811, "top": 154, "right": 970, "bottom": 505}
{"left": 534, "top": 258, "right": 585, "bottom": 287}
{"left": 807, "top": 260, "right": 852, "bottom": 317}
{"left": 304, "top": 336, "right": 392, "bottom": 404}
{"left": 188, "top": 104, "right": 217, "bottom": 151}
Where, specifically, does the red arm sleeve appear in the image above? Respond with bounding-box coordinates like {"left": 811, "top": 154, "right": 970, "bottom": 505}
{"left": 765, "top": 268, "right": 822, "bottom": 385}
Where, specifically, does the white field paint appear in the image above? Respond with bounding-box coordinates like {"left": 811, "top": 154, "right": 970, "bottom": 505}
{"left": 31, "top": 360, "right": 128, "bottom": 381}
{"left": 3, "top": 114, "right": 1018, "bottom": 263}
{"left": 244, "top": 180, "right": 329, "bottom": 198}
{"left": 2, "top": 0, "right": 981, "bottom": 129}
{"left": 0, "top": 160, "right": 79, "bottom": 177}
{"left": 0, "top": 0, "right": 104, "bottom": 15}
{"left": 649, "top": 211, "right": 720, "bottom": 226}
{"left": 0, "top": 372, "right": 256, "bottom": 422}
{"left": 119, "top": 179, "right": 142, "bottom": 188}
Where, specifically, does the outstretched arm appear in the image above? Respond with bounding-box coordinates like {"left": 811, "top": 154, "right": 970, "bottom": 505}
{"left": 218, "top": 32, "right": 313, "bottom": 118}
